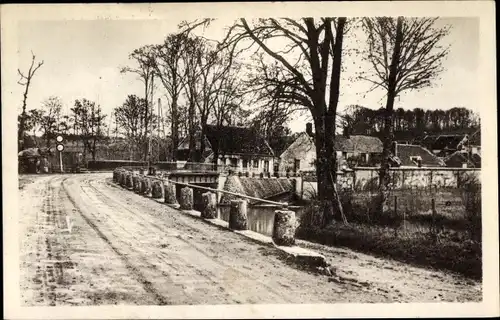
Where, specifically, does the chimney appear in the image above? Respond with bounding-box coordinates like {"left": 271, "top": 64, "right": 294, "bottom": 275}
{"left": 306, "top": 123, "right": 314, "bottom": 137}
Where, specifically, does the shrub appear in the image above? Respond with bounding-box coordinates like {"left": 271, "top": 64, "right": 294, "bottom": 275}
{"left": 459, "top": 173, "right": 481, "bottom": 241}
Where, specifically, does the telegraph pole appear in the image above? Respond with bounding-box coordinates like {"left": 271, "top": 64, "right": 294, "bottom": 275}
{"left": 147, "top": 72, "right": 154, "bottom": 172}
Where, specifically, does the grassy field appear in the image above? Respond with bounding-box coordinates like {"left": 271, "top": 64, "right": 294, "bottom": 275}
{"left": 296, "top": 186, "right": 482, "bottom": 279}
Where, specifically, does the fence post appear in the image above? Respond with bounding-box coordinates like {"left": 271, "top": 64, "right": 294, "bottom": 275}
{"left": 431, "top": 198, "right": 437, "bottom": 239}
{"left": 229, "top": 199, "right": 248, "bottom": 230}
{"left": 394, "top": 195, "right": 398, "bottom": 237}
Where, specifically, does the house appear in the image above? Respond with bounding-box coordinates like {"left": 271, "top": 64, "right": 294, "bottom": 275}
{"left": 445, "top": 150, "right": 481, "bottom": 168}
{"left": 177, "top": 125, "right": 276, "bottom": 174}
{"left": 420, "top": 134, "right": 468, "bottom": 157}
{"left": 278, "top": 132, "right": 383, "bottom": 172}
{"left": 391, "top": 143, "right": 445, "bottom": 168}
{"left": 465, "top": 129, "right": 481, "bottom": 155}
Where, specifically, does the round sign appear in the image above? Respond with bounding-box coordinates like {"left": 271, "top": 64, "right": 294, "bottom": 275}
{"left": 56, "top": 144, "right": 64, "bottom": 152}
{"left": 56, "top": 135, "right": 63, "bottom": 143}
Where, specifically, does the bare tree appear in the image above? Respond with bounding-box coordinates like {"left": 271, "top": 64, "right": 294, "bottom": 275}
{"left": 152, "top": 34, "right": 187, "bottom": 161}
{"left": 222, "top": 18, "right": 348, "bottom": 226}
{"left": 360, "top": 17, "right": 450, "bottom": 195}
{"left": 120, "top": 45, "right": 156, "bottom": 161}
{"left": 17, "top": 52, "right": 44, "bottom": 150}
{"left": 39, "top": 96, "right": 63, "bottom": 147}
{"left": 113, "top": 95, "right": 154, "bottom": 160}
{"left": 150, "top": 19, "right": 213, "bottom": 162}
{"left": 72, "top": 99, "right": 107, "bottom": 161}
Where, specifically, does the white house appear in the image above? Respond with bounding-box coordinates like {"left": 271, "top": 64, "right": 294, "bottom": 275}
{"left": 279, "top": 132, "right": 384, "bottom": 172}
{"left": 177, "top": 125, "right": 276, "bottom": 174}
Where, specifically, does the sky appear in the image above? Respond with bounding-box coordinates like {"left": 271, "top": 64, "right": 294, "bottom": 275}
{"left": 10, "top": 16, "right": 479, "bottom": 133}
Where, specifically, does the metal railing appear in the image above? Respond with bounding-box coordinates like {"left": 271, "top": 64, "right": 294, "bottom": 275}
{"left": 165, "top": 179, "right": 289, "bottom": 207}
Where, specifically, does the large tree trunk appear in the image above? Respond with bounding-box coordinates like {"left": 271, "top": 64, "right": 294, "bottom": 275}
{"left": 379, "top": 17, "right": 404, "bottom": 210}
{"left": 312, "top": 118, "right": 339, "bottom": 227}
{"left": 199, "top": 122, "right": 206, "bottom": 163}
{"left": 187, "top": 98, "right": 196, "bottom": 162}
{"left": 171, "top": 98, "right": 178, "bottom": 161}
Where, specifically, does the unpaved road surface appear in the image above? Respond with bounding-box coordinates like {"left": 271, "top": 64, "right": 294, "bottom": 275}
{"left": 18, "top": 174, "right": 481, "bottom": 306}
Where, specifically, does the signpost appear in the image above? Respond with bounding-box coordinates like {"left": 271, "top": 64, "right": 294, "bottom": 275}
{"left": 56, "top": 135, "right": 64, "bottom": 173}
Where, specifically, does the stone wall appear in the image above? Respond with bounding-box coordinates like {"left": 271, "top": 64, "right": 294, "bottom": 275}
{"left": 299, "top": 167, "right": 480, "bottom": 199}
{"left": 353, "top": 167, "right": 480, "bottom": 191}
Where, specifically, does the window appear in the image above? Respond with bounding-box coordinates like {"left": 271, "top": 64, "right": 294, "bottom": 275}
{"left": 342, "top": 152, "right": 347, "bottom": 159}
{"left": 264, "top": 160, "right": 270, "bottom": 172}
{"left": 294, "top": 159, "right": 301, "bottom": 172}
{"left": 230, "top": 158, "right": 237, "bottom": 167}
{"left": 242, "top": 159, "right": 248, "bottom": 168}
{"left": 253, "top": 159, "right": 259, "bottom": 168}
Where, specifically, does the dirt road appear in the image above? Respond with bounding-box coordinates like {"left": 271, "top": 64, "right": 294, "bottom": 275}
{"left": 18, "top": 174, "right": 481, "bottom": 306}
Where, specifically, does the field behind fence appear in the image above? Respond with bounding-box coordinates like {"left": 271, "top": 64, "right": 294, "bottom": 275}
{"left": 297, "top": 171, "right": 482, "bottom": 279}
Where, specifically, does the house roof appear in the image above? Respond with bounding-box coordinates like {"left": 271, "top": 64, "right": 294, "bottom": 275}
{"left": 348, "top": 135, "right": 384, "bottom": 153}
{"left": 395, "top": 144, "right": 445, "bottom": 167}
{"left": 445, "top": 151, "right": 480, "bottom": 168}
{"left": 279, "top": 132, "right": 383, "bottom": 159}
{"left": 421, "top": 134, "right": 467, "bottom": 151}
{"left": 330, "top": 135, "right": 383, "bottom": 153}
{"left": 203, "top": 125, "right": 274, "bottom": 157}
{"left": 468, "top": 129, "right": 481, "bottom": 146}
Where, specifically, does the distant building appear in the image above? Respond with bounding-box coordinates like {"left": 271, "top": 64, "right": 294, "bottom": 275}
{"left": 465, "top": 129, "right": 481, "bottom": 155}
{"left": 279, "top": 132, "right": 383, "bottom": 172}
{"left": 445, "top": 150, "right": 481, "bottom": 168}
{"left": 420, "top": 134, "right": 468, "bottom": 157}
{"left": 391, "top": 143, "right": 446, "bottom": 168}
{"left": 177, "top": 125, "right": 275, "bottom": 174}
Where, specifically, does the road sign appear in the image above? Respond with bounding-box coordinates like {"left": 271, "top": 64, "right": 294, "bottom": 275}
{"left": 56, "top": 135, "right": 64, "bottom": 143}
{"left": 56, "top": 144, "right": 64, "bottom": 152}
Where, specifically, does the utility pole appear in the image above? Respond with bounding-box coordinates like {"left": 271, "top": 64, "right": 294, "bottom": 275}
{"left": 147, "top": 73, "right": 154, "bottom": 171}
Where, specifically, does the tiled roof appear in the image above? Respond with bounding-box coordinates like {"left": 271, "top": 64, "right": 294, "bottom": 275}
{"left": 468, "top": 129, "right": 481, "bottom": 146}
{"left": 395, "top": 144, "right": 445, "bottom": 167}
{"left": 348, "top": 135, "right": 384, "bottom": 153}
{"left": 422, "top": 134, "right": 467, "bottom": 151}
{"left": 445, "top": 151, "right": 481, "bottom": 168}
{"left": 203, "top": 125, "right": 274, "bottom": 157}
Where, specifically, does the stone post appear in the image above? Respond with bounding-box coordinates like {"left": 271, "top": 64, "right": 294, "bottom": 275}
{"left": 126, "top": 173, "right": 134, "bottom": 190}
{"left": 229, "top": 199, "right": 248, "bottom": 230}
{"left": 201, "top": 192, "right": 217, "bottom": 219}
{"left": 143, "top": 178, "right": 152, "bottom": 196}
{"left": 272, "top": 210, "right": 297, "bottom": 246}
{"left": 151, "top": 180, "right": 164, "bottom": 199}
{"left": 164, "top": 182, "right": 178, "bottom": 204}
{"left": 179, "top": 187, "right": 194, "bottom": 210}
{"left": 133, "top": 175, "right": 141, "bottom": 193}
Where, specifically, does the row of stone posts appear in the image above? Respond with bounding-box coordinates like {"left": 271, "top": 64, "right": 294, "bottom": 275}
{"left": 113, "top": 168, "right": 298, "bottom": 246}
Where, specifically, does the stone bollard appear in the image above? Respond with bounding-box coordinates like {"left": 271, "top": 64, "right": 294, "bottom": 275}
{"left": 272, "top": 210, "right": 297, "bottom": 246}
{"left": 134, "top": 175, "right": 142, "bottom": 193}
{"left": 119, "top": 171, "right": 126, "bottom": 186}
{"left": 179, "top": 187, "right": 194, "bottom": 210}
{"left": 229, "top": 199, "right": 248, "bottom": 230}
{"left": 126, "top": 173, "right": 134, "bottom": 189}
{"left": 201, "top": 192, "right": 217, "bottom": 219}
{"left": 142, "top": 178, "right": 152, "bottom": 196}
{"left": 164, "top": 182, "right": 178, "bottom": 205}
{"left": 151, "top": 180, "right": 164, "bottom": 199}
